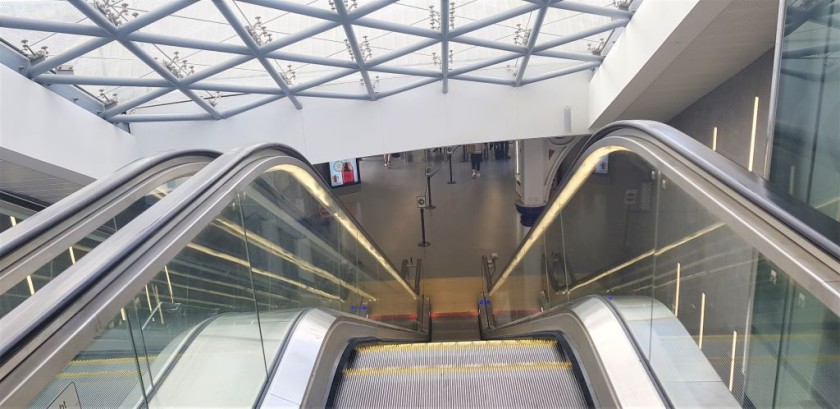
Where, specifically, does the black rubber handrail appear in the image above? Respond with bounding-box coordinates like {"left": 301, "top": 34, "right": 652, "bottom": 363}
{"left": 0, "top": 149, "right": 219, "bottom": 261}
{"left": 0, "top": 143, "right": 412, "bottom": 369}
{"left": 492, "top": 120, "right": 840, "bottom": 289}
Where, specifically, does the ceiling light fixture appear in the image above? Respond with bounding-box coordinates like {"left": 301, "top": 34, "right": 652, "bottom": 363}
{"left": 246, "top": 16, "right": 273, "bottom": 46}
{"left": 91, "top": 0, "right": 140, "bottom": 26}
{"left": 19, "top": 40, "right": 48, "bottom": 63}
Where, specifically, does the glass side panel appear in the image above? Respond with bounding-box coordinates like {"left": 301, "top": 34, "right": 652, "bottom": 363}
{"left": 0, "top": 176, "right": 191, "bottom": 319}
{"left": 26, "top": 162, "right": 418, "bottom": 408}
{"left": 769, "top": 0, "right": 840, "bottom": 245}
{"left": 490, "top": 148, "right": 840, "bottom": 408}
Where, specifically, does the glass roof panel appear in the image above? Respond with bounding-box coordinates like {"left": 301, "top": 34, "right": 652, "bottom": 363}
{"left": 379, "top": 42, "right": 439, "bottom": 69}
{"left": 453, "top": 0, "right": 526, "bottom": 27}
{"left": 449, "top": 42, "right": 510, "bottom": 70}
{"left": 311, "top": 70, "right": 364, "bottom": 93}
{"left": 232, "top": 1, "right": 336, "bottom": 44}
{"left": 464, "top": 10, "right": 536, "bottom": 44}
{"left": 138, "top": 1, "right": 245, "bottom": 46}
{"left": 0, "top": 29, "right": 94, "bottom": 62}
{"left": 0, "top": 0, "right": 633, "bottom": 120}
{"left": 282, "top": 25, "right": 348, "bottom": 58}
{"left": 78, "top": 84, "right": 168, "bottom": 107}
{"left": 353, "top": 25, "right": 425, "bottom": 61}
{"left": 363, "top": 0, "right": 433, "bottom": 28}
{"left": 143, "top": 43, "right": 242, "bottom": 79}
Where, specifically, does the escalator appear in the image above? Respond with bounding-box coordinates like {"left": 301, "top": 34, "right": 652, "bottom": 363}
{"left": 0, "top": 121, "right": 838, "bottom": 408}
{"left": 331, "top": 338, "right": 590, "bottom": 408}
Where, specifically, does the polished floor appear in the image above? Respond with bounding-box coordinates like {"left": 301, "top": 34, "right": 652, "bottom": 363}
{"left": 339, "top": 150, "right": 527, "bottom": 316}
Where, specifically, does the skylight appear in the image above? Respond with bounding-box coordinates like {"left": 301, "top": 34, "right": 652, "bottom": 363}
{"left": 0, "top": 0, "right": 634, "bottom": 123}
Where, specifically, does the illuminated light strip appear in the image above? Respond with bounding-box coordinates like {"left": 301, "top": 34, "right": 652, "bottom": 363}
{"left": 492, "top": 146, "right": 629, "bottom": 295}
{"left": 164, "top": 266, "right": 174, "bottom": 303}
{"left": 9, "top": 216, "right": 17, "bottom": 227}
{"left": 343, "top": 361, "right": 571, "bottom": 376}
{"left": 674, "top": 262, "right": 681, "bottom": 317}
{"left": 68, "top": 247, "right": 77, "bottom": 264}
{"left": 274, "top": 164, "right": 417, "bottom": 299}
{"left": 25, "top": 276, "right": 35, "bottom": 296}
{"left": 748, "top": 96, "right": 759, "bottom": 172}
{"left": 144, "top": 284, "right": 153, "bottom": 311}
{"left": 209, "top": 218, "right": 367, "bottom": 300}
{"left": 729, "top": 330, "right": 738, "bottom": 391}
{"left": 654, "top": 223, "right": 725, "bottom": 256}
{"left": 186, "top": 240, "right": 349, "bottom": 301}
{"left": 162, "top": 267, "right": 294, "bottom": 304}
{"left": 699, "top": 292, "right": 706, "bottom": 349}
{"left": 357, "top": 339, "right": 555, "bottom": 353}
{"left": 153, "top": 285, "right": 164, "bottom": 324}
{"left": 712, "top": 127, "right": 718, "bottom": 152}
{"left": 120, "top": 308, "right": 127, "bottom": 322}
{"left": 565, "top": 223, "right": 725, "bottom": 295}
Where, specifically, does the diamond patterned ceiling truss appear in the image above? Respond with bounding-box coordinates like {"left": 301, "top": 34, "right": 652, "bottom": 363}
{"left": 0, "top": 0, "right": 634, "bottom": 123}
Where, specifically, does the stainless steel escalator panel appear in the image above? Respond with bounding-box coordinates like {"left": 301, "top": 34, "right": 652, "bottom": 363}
{"left": 486, "top": 296, "right": 667, "bottom": 409}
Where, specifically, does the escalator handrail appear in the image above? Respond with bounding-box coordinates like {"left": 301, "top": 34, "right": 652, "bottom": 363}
{"left": 490, "top": 120, "right": 840, "bottom": 292}
{"left": 0, "top": 149, "right": 220, "bottom": 261}
{"left": 0, "top": 143, "right": 413, "bottom": 378}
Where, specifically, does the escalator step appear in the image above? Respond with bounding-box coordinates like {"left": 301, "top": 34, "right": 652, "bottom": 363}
{"left": 332, "top": 338, "right": 587, "bottom": 408}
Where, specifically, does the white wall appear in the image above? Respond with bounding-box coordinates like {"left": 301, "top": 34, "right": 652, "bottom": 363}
{"left": 130, "top": 71, "right": 592, "bottom": 164}
{"left": 588, "top": 0, "right": 731, "bottom": 129}
{"left": 0, "top": 64, "right": 138, "bottom": 179}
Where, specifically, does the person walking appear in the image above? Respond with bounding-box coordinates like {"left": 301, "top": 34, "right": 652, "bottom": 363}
{"left": 468, "top": 143, "right": 483, "bottom": 178}
{"left": 383, "top": 153, "right": 391, "bottom": 168}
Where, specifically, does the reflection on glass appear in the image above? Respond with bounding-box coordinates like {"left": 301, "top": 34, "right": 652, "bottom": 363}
{"left": 490, "top": 149, "right": 840, "bottom": 408}
{"left": 27, "top": 162, "right": 418, "bottom": 407}
{"left": 769, "top": 0, "right": 840, "bottom": 240}
{"left": 0, "top": 177, "right": 190, "bottom": 319}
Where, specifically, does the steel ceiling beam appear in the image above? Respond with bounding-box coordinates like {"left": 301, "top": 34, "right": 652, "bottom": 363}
{"left": 214, "top": 0, "right": 302, "bottom": 110}
{"left": 67, "top": 0, "right": 222, "bottom": 119}
{"left": 441, "top": 0, "right": 450, "bottom": 93}
{"left": 376, "top": 77, "right": 438, "bottom": 99}
{"left": 28, "top": 1, "right": 194, "bottom": 77}
{"left": 0, "top": 16, "right": 107, "bottom": 37}
{"left": 35, "top": 74, "right": 170, "bottom": 88}
{"left": 108, "top": 19, "right": 338, "bottom": 116}
{"left": 111, "top": 112, "right": 215, "bottom": 122}
{"left": 222, "top": 95, "right": 284, "bottom": 118}
{"left": 371, "top": 65, "right": 441, "bottom": 78}
{"left": 450, "top": 74, "right": 515, "bottom": 86}
{"left": 333, "top": 0, "right": 376, "bottom": 100}
{"left": 103, "top": 88, "right": 174, "bottom": 117}
{"left": 537, "top": 49, "right": 603, "bottom": 62}
{"left": 519, "top": 61, "right": 599, "bottom": 85}
{"left": 515, "top": 1, "right": 551, "bottom": 86}
{"left": 448, "top": 52, "right": 521, "bottom": 76}
{"left": 127, "top": 32, "right": 252, "bottom": 55}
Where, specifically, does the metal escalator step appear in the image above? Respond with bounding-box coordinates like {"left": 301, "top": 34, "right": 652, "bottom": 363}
{"left": 351, "top": 339, "right": 567, "bottom": 369}
{"left": 332, "top": 339, "right": 588, "bottom": 408}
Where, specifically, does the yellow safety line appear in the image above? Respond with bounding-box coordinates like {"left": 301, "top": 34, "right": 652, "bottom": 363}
{"left": 344, "top": 361, "right": 571, "bottom": 377}
{"left": 356, "top": 339, "right": 556, "bottom": 353}
{"left": 67, "top": 355, "right": 159, "bottom": 366}
{"left": 57, "top": 370, "right": 139, "bottom": 379}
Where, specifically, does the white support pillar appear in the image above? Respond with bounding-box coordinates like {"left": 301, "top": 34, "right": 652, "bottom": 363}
{"left": 515, "top": 138, "right": 549, "bottom": 226}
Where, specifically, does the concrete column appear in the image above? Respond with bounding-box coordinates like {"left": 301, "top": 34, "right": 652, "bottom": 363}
{"left": 515, "top": 138, "right": 549, "bottom": 226}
